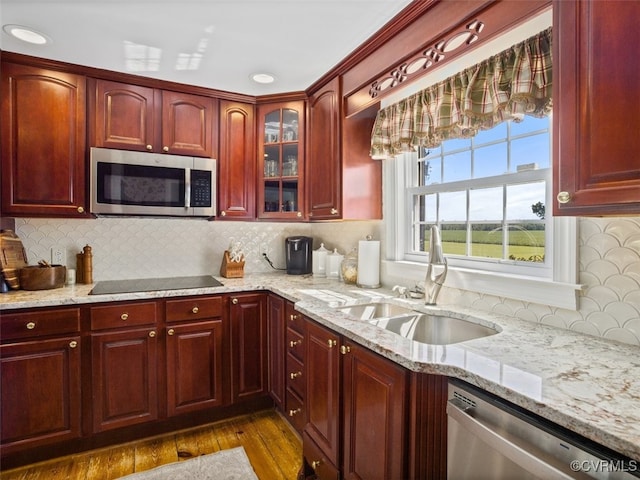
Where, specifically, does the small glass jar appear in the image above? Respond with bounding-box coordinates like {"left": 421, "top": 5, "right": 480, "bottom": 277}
{"left": 340, "top": 248, "right": 358, "bottom": 284}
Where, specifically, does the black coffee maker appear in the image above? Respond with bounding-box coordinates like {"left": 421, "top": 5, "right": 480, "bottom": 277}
{"left": 285, "top": 236, "right": 312, "bottom": 275}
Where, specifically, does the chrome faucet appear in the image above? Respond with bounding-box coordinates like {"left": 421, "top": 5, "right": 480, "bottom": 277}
{"left": 424, "top": 225, "right": 448, "bottom": 305}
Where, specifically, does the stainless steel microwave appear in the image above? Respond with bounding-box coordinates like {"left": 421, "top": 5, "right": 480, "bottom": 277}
{"left": 90, "top": 147, "right": 216, "bottom": 217}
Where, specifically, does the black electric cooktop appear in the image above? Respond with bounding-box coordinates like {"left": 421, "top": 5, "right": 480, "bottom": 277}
{"left": 89, "top": 275, "right": 223, "bottom": 295}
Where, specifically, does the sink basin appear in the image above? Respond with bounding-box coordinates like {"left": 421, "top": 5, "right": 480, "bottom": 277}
{"left": 368, "top": 313, "right": 498, "bottom": 345}
{"left": 337, "top": 302, "right": 416, "bottom": 320}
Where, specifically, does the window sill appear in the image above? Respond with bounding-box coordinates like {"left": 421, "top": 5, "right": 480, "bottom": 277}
{"left": 382, "top": 260, "right": 583, "bottom": 310}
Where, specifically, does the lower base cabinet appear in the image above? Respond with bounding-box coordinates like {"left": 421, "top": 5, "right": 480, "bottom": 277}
{"left": 302, "top": 318, "right": 447, "bottom": 480}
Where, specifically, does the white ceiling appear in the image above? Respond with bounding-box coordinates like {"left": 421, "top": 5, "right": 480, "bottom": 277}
{"left": 0, "top": 0, "right": 413, "bottom": 95}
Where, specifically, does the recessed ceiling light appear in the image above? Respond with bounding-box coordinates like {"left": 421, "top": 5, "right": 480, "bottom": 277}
{"left": 3, "top": 24, "right": 50, "bottom": 45}
{"left": 251, "top": 73, "right": 275, "bottom": 84}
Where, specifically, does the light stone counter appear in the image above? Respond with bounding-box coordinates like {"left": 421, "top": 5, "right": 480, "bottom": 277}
{"left": 1, "top": 272, "right": 639, "bottom": 462}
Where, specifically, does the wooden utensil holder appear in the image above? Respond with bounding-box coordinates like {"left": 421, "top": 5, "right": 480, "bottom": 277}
{"left": 220, "top": 250, "right": 245, "bottom": 278}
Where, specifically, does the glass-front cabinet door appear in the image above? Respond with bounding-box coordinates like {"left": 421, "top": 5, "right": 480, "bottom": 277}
{"left": 258, "top": 101, "right": 305, "bottom": 219}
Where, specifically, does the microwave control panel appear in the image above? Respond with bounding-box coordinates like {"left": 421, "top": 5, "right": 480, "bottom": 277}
{"left": 191, "top": 170, "right": 212, "bottom": 207}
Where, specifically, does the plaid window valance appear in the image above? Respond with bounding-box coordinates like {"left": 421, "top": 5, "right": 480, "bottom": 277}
{"left": 370, "top": 27, "right": 553, "bottom": 159}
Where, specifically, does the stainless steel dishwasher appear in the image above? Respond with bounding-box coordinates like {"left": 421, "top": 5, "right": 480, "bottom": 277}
{"left": 447, "top": 380, "right": 638, "bottom": 479}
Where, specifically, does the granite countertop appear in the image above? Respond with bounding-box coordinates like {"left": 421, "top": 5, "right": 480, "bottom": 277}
{"left": 1, "top": 272, "right": 639, "bottom": 462}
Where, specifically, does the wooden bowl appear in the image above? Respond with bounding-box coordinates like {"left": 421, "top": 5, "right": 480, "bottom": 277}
{"left": 19, "top": 265, "right": 67, "bottom": 290}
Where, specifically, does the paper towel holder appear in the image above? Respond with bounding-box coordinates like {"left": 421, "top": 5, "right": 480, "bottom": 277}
{"left": 356, "top": 235, "right": 381, "bottom": 289}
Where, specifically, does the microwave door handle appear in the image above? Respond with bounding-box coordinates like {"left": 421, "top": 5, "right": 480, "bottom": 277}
{"left": 185, "top": 168, "right": 191, "bottom": 209}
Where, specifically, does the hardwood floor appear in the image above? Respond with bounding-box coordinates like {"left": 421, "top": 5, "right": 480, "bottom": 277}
{"left": 1, "top": 409, "right": 302, "bottom": 480}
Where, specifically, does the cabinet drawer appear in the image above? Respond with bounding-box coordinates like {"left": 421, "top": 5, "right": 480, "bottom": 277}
{"left": 286, "top": 327, "right": 305, "bottom": 362}
{"left": 286, "top": 353, "right": 305, "bottom": 399}
{"left": 90, "top": 302, "right": 157, "bottom": 330}
{"left": 285, "top": 388, "right": 306, "bottom": 433}
{"left": 286, "top": 306, "right": 305, "bottom": 335}
{"left": 166, "top": 296, "right": 222, "bottom": 322}
{"left": 303, "top": 430, "right": 340, "bottom": 480}
{"left": 1, "top": 308, "right": 80, "bottom": 341}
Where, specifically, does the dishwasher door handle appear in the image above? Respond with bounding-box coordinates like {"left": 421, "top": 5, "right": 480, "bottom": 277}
{"left": 447, "top": 399, "right": 575, "bottom": 480}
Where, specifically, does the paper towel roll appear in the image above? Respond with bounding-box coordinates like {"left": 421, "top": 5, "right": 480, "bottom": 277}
{"left": 357, "top": 240, "right": 380, "bottom": 288}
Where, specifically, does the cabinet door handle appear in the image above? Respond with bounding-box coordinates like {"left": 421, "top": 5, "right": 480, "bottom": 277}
{"left": 311, "top": 460, "right": 321, "bottom": 470}
{"left": 232, "top": 298, "right": 238, "bottom": 305}
{"left": 167, "top": 328, "right": 175, "bottom": 336}
{"left": 69, "top": 340, "right": 78, "bottom": 348}
{"left": 192, "top": 306, "right": 199, "bottom": 314}
{"left": 557, "top": 191, "right": 571, "bottom": 204}
{"left": 290, "top": 371, "right": 302, "bottom": 380}
{"left": 26, "top": 321, "right": 36, "bottom": 330}
{"left": 289, "top": 339, "right": 302, "bottom": 348}
{"left": 149, "top": 330, "right": 156, "bottom": 338}
{"left": 77, "top": 206, "right": 85, "bottom": 214}
{"left": 146, "top": 144, "right": 153, "bottom": 151}
{"left": 121, "top": 313, "right": 129, "bottom": 321}
{"left": 330, "top": 208, "right": 338, "bottom": 215}
{"left": 288, "top": 408, "right": 301, "bottom": 417}
{"left": 327, "top": 339, "right": 337, "bottom": 348}
{"left": 296, "top": 211, "right": 302, "bottom": 218}
{"left": 162, "top": 146, "right": 169, "bottom": 152}
{"left": 340, "top": 345, "right": 351, "bottom": 355}
{"left": 289, "top": 314, "right": 297, "bottom": 321}
{"left": 220, "top": 210, "right": 227, "bottom": 217}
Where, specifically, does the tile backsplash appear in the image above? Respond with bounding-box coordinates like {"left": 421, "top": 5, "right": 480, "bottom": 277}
{"left": 10, "top": 216, "right": 640, "bottom": 346}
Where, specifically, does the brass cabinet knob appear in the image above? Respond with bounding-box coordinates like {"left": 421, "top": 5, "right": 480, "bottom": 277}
{"left": 69, "top": 340, "right": 78, "bottom": 348}
{"left": 192, "top": 306, "right": 199, "bottom": 314}
{"left": 289, "top": 314, "right": 297, "bottom": 321}
{"left": 311, "top": 460, "right": 321, "bottom": 470}
{"left": 26, "top": 321, "right": 36, "bottom": 330}
{"left": 232, "top": 298, "right": 238, "bottom": 305}
{"left": 121, "top": 313, "right": 129, "bottom": 321}
{"left": 340, "top": 345, "right": 351, "bottom": 355}
{"left": 149, "top": 331, "right": 156, "bottom": 338}
{"left": 288, "top": 408, "right": 301, "bottom": 417}
{"left": 289, "top": 339, "right": 301, "bottom": 348}
{"left": 330, "top": 208, "right": 338, "bottom": 215}
{"left": 220, "top": 211, "right": 227, "bottom": 216}
{"left": 290, "top": 371, "right": 302, "bottom": 380}
{"left": 557, "top": 191, "right": 571, "bottom": 204}
{"left": 77, "top": 206, "right": 85, "bottom": 214}
{"left": 163, "top": 146, "right": 169, "bottom": 152}
{"left": 296, "top": 211, "right": 302, "bottom": 218}
{"left": 327, "top": 339, "right": 337, "bottom": 348}
{"left": 146, "top": 145, "right": 153, "bottom": 151}
{"left": 167, "top": 328, "right": 175, "bottom": 336}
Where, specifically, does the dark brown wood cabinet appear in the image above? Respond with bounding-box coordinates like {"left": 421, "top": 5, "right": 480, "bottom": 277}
{"left": 91, "top": 79, "right": 216, "bottom": 157}
{"left": 217, "top": 100, "right": 256, "bottom": 219}
{"left": 257, "top": 100, "right": 305, "bottom": 220}
{"left": 165, "top": 296, "right": 225, "bottom": 416}
{"left": 306, "top": 77, "right": 382, "bottom": 221}
{"left": 1, "top": 62, "right": 88, "bottom": 217}
{"left": 229, "top": 293, "right": 267, "bottom": 402}
{"left": 284, "top": 301, "right": 307, "bottom": 433}
{"left": 553, "top": 0, "right": 640, "bottom": 216}
{"left": 267, "top": 294, "right": 285, "bottom": 409}
{"left": 306, "top": 77, "right": 342, "bottom": 220}
{"left": 89, "top": 301, "right": 159, "bottom": 433}
{"left": 0, "top": 308, "right": 82, "bottom": 456}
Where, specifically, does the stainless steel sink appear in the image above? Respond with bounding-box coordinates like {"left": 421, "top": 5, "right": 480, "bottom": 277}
{"left": 368, "top": 313, "right": 498, "bottom": 345}
{"left": 336, "top": 302, "right": 416, "bottom": 320}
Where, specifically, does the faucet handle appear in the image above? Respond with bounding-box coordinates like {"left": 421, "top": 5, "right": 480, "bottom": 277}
{"left": 392, "top": 285, "right": 408, "bottom": 298}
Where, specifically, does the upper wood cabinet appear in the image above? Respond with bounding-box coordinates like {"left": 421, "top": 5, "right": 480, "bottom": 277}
{"left": 306, "top": 77, "right": 382, "bottom": 221}
{"left": 90, "top": 79, "right": 217, "bottom": 158}
{"left": 217, "top": 100, "right": 256, "bottom": 220}
{"left": 1, "top": 62, "right": 88, "bottom": 217}
{"left": 257, "top": 100, "right": 305, "bottom": 220}
{"left": 553, "top": 0, "right": 640, "bottom": 216}
{"left": 306, "top": 77, "right": 342, "bottom": 220}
